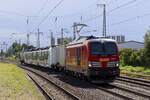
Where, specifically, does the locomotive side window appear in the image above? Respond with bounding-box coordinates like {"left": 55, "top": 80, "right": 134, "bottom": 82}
{"left": 77, "top": 47, "right": 81, "bottom": 66}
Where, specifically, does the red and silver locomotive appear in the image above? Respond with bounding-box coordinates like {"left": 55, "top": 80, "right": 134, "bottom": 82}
{"left": 21, "top": 36, "right": 120, "bottom": 83}
{"left": 65, "top": 36, "right": 120, "bottom": 82}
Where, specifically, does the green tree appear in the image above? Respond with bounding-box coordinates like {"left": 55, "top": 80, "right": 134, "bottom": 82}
{"left": 144, "top": 29, "right": 150, "bottom": 66}
{"left": 7, "top": 42, "right": 35, "bottom": 59}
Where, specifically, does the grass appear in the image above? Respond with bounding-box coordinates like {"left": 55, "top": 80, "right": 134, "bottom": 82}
{"left": 120, "top": 65, "right": 150, "bottom": 77}
{"left": 0, "top": 63, "right": 43, "bottom": 100}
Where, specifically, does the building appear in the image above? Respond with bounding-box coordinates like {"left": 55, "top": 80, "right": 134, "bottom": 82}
{"left": 118, "top": 40, "right": 144, "bottom": 50}
{"left": 107, "top": 35, "right": 125, "bottom": 43}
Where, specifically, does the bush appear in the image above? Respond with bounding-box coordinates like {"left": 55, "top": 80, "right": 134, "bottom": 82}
{"left": 119, "top": 49, "right": 134, "bottom": 66}
{"left": 119, "top": 49, "right": 147, "bottom": 67}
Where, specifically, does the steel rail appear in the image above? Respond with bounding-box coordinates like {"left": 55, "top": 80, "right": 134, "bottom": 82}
{"left": 119, "top": 76, "right": 150, "bottom": 84}
{"left": 21, "top": 66, "right": 80, "bottom": 100}
{"left": 90, "top": 84, "right": 134, "bottom": 100}
{"left": 26, "top": 73, "right": 52, "bottom": 100}
{"left": 109, "top": 84, "right": 150, "bottom": 99}
{"left": 117, "top": 77, "right": 150, "bottom": 87}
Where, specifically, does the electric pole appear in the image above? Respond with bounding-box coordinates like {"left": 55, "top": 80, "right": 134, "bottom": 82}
{"left": 73, "top": 22, "right": 76, "bottom": 40}
{"left": 3, "top": 42, "right": 8, "bottom": 53}
{"left": 37, "top": 28, "right": 43, "bottom": 48}
{"left": 27, "top": 16, "right": 30, "bottom": 46}
{"left": 103, "top": 4, "right": 106, "bottom": 37}
{"left": 0, "top": 44, "right": 2, "bottom": 59}
{"left": 50, "top": 31, "right": 55, "bottom": 46}
{"left": 61, "top": 28, "right": 64, "bottom": 45}
{"left": 27, "top": 34, "right": 30, "bottom": 46}
{"left": 3, "top": 42, "right": 8, "bottom": 57}
{"left": 0, "top": 42, "right": 8, "bottom": 58}
{"left": 97, "top": 4, "right": 107, "bottom": 37}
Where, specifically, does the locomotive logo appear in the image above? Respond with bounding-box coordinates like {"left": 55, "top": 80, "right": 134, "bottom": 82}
{"left": 99, "top": 58, "right": 109, "bottom": 62}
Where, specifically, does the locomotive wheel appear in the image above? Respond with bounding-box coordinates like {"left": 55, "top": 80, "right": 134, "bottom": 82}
{"left": 72, "top": 72, "right": 75, "bottom": 77}
{"left": 79, "top": 73, "right": 83, "bottom": 80}
{"left": 76, "top": 72, "right": 79, "bottom": 78}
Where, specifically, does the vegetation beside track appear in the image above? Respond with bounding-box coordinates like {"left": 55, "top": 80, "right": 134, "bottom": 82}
{"left": 119, "top": 30, "right": 150, "bottom": 78}
{"left": 0, "top": 62, "right": 43, "bottom": 100}
{"left": 120, "top": 65, "right": 150, "bottom": 78}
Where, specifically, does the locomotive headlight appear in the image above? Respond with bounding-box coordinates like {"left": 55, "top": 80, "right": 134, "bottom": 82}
{"left": 108, "top": 61, "right": 119, "bottom": 67}
{"left": 88, "top": 61, "right": 92, "bottom": 67}
{"left": 116, "top": 61, "right": 119, "bottom": 67}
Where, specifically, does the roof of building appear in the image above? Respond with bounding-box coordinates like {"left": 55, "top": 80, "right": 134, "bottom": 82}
{"left": 118, "top": 40, "right": 144, "bottom": 44}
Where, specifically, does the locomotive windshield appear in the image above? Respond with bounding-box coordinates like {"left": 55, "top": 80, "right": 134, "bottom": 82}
{"left": 90, "top": 41, "right": 117, "bottom": 55}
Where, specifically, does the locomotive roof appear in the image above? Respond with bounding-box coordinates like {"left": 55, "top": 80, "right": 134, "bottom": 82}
{"left": 90, "top": 38, "right": 116, "bottom": 42}
{"left": 68, "top": 36, "right": 116, "bottom": 46}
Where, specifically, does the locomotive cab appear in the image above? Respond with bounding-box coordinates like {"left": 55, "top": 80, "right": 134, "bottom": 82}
{"left": 66, "top": 36, "right": 120, "bottom": 83}
{"left": 87, "top": 39, "right": 120, "bottom": 82}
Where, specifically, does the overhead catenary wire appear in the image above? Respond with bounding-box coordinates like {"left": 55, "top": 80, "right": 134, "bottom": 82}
{"left": 32, "top": 0, "right": 65, "bottom": 32}
{"left": 107, "top": 0, "right": 137, "bottom": 14}
{"left": 110, "top": 12, "right": 150, "bottom": 26}
{"left": 36, "top": 0, "right": 49, "bottom": 15}
{"left": 48, "top": 0, "right": 112, "bottom": 22}
{"left": 83, "top": 0, "right": 138, "bottom": 23}
{"left": 0, "top": 9, "right": 37, "bottom": 17}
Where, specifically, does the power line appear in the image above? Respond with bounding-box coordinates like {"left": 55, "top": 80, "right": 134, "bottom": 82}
{"left": 36, "top": 0, "right": 49, "bottom": 15}
{"left": 32, "top": 0, "right": 65, "bottom": 32}
{"left": 106, "top": 0, "right": 119, "bottom": 5}
{"left": 83, "top": 0, "right": 138, "bottom": 23}
{"left": 34, "top": 0, "right": 98, "bottom": 22}
{"left": 108, "top": 0, "right": 137, "bottom": 14}
{"left": 0, "top": 10, "right": 37, "bottom": 17}
{"left": 110, "top": 12, "right": 150, "bottom": 26}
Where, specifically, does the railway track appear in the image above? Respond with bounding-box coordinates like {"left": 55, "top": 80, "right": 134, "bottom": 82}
{"left": 92, "top": 82, "right": 150, "bottom": 100}
{"left": 92, "top": 84, "right": 134, "bottom": 100}
{"left": 23, "top": 66, "right": 150, "bottom": 100}
{"left": 121, "top": 72, "right": 150, "bottom": 80}
{"left": 115, "top": 76, "right": 150, "bottom": 91}
{"left": 109, "top": 84, "right": 150, "bottom": 99}
{"left": 26, "top": 73, "right": 52, "bottom": 100}
{"left": 4, "top": 60, "right": 150, "bottom": 100}
{"left": 118, "top": 76, "right": 150, "bottom": 86}
{"left": 23, "top": 65, "right": 140, "bottom": 100}
{"left": 20, "top": 64, "right": 141, "bottom": 100}
{"left": 21, "top": 66, "right": 80, "bottom": 100}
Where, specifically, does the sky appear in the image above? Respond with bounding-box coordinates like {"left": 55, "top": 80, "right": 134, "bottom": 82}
{"left": 0, "top": 0, "right": 150, "bottom": 49}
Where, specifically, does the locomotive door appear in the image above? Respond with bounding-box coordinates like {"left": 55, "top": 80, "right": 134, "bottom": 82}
{"left": 77, "top": 47, "right": 81, "bottom": 66}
